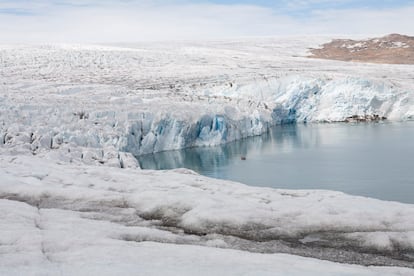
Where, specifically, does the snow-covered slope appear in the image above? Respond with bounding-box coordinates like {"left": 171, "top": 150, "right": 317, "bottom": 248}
{"left": 1, "top": 38, "right": 413, "bottom": 164}
{"left": 1, "top": 153, "right": 414, "bottom": 274}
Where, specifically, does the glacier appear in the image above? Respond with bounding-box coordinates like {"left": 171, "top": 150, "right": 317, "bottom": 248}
{"left": 1, "top": 37, "right": 414, "bottom": 274}
{"left": 1, "top": 39, "right": 414, "bottom": 166}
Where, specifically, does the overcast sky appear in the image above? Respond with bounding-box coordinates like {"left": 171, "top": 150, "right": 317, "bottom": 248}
{"left": 1, "top": 0, "right": 414, "bottom": 43}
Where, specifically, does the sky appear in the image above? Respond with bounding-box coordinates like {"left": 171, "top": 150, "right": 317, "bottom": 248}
{"left": 0, "top": 0, "right": 414, "bottom": 43}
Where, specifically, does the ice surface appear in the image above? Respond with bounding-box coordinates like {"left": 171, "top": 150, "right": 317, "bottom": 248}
{"left": 1, "top": 37, "right": 414, "bottom": 274}
{"left": 1, "top": 38, "right": 413, "bottom": 164}
{"left": 0, "top": 153, "right": 414, "bottom": 272}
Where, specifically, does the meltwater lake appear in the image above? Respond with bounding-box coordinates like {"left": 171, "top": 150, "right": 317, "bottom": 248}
{"left": 138, "top": 122, "right": 414, "bottom": 204}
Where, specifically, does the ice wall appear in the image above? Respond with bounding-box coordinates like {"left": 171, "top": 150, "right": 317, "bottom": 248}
{"left": 121, "top": 111, "right": 269, "bottom": 155}
{"left": 1, "top": 75, "right": 413, "bottom": 166}
{"left": 207, "top": 76, "right": 414, "bottom": 123}
{"left": 122, "top": 76, "right": 413, "bottom": 156}
{"left": 1, "top": 42, "right": 413, "bottom": 166}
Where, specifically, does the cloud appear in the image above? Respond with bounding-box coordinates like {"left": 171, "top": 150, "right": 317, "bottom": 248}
{"left": 0, "top": 2, "right": 296, "bottom": 43}
{"left": 308, "top": 5, "right": 414, "bottom": 35}
{"left": 0, "top": 0, "right": 413, "bottom": 43}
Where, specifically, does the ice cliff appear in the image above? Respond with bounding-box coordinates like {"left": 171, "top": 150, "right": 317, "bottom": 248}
{"left": 0, "top": 39, "right": 413, "bottom": 165}
{"left": 1, "top": 38, "right": 414, "bottom": 274}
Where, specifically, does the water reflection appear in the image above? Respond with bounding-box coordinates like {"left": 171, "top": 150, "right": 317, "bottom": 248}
{"left": 138, "top": 132, "right": 267, "bottom": 172}
{"left": 138, "top": 122, "right": 414, "bottom": 204}
{"left": 138, "top": 124, "right": 303, "bottom": 171}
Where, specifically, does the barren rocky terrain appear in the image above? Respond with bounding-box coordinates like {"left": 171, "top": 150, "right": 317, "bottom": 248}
{"left": 310, "top": 34, "right": 414, "bottom": 64}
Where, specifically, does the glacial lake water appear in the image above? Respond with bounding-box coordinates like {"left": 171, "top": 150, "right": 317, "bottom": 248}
{"left": 138, "top": 122, "right": 414, "bottom": 204}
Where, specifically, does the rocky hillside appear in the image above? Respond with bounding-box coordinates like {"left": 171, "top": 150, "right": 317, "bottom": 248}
{"left": 310, "top": 34, "right": 414, "bottom": 64}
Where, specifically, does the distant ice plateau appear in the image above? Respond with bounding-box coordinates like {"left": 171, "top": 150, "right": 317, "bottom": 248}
{"left": 1, "top": 37, "right": 414, "bottom": 274}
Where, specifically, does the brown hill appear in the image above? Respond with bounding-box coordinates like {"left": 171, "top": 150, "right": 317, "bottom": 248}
{"left": 310, "top": 34, "right": 414, "bottom": 64}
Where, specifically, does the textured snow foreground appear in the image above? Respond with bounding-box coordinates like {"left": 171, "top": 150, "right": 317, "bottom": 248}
{"left": 1, "top": 153, "right": 414, "bottom": 275}
{"left": 1, "top": 37, "right": 414, "bottom": 274}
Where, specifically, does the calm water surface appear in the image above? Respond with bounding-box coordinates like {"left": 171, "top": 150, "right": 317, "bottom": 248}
{"left": 138, "top": 122, "right": 414, "bottom": 204}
